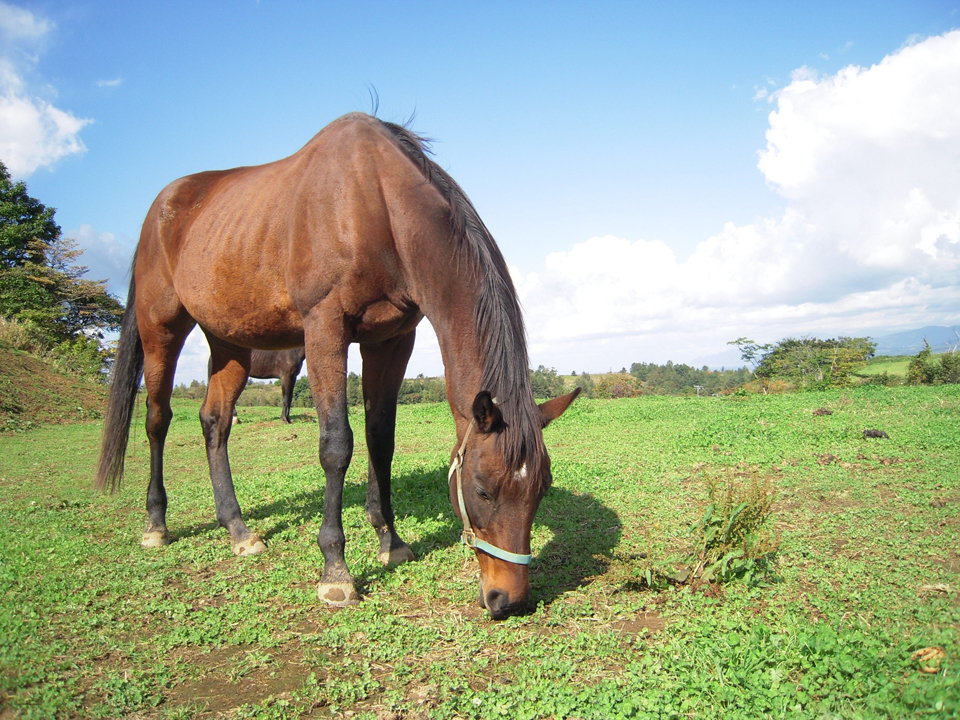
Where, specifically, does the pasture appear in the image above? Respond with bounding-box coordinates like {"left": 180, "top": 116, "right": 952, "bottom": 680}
{"left": 1, "top": 385, "right": 958, "bottom": 718}
{"left": 859, "top": 355, "right": 914, "bottom": 379}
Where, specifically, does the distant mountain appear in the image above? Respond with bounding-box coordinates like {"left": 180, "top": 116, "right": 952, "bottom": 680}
{"left": 694, "top": 347, "right": 746, "bottom": 370}
{"left": 871, "top": 326, "right": 960, "bottom": 356}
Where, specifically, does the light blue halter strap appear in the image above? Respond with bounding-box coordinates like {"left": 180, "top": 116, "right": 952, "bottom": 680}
{"left": 448, "top": 420, "right": 533, "bottom": 566}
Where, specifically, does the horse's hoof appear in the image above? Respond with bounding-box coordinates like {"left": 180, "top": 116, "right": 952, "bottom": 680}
{"left": 377, "top": 545, "right": 415, "bottom": 567}
{"left": 317, "top": 582, "right": 360, "bottom": 607}
{"left": 233, "top": 536, "right": 267, "bottom": 556}
{"left": 141, "top": 531, "right": 170, "bottom": 548}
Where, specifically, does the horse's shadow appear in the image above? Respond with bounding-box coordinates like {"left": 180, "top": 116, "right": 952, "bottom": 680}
{"left": 173, "top": 464, "right": 620, "bottom": 611}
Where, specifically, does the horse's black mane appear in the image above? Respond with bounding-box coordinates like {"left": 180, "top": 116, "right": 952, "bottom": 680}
{"left": 380, "top": 118, "right": 548, "bottom": 483}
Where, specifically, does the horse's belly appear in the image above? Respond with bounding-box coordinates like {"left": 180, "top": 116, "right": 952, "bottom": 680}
{"left": 183, "top": 284, "right": 304, "bottom": 349}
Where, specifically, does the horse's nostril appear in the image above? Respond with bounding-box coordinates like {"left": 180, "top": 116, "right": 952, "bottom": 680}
{"left": 485, "top": 589, "right": 509, "bottom": 620}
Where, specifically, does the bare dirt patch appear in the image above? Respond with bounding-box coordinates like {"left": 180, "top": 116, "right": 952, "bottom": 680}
{"left": 162, "top": 643, "right": 312, "bottom": 718}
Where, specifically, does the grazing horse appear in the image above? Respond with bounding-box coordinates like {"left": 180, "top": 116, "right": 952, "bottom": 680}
{"left": 209, "top": 348, "right": 305, "bottom": 424}
{"left": 96, "top": 113, "right": 579, "bottom": 619}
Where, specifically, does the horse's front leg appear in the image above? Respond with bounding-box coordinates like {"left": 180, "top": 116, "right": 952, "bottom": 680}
{"left": 360, "top": 332, "right": 416, "bottom": 567}
{"left": 203, "top": 339, "right": 265, "bottom": 556}
{"left": 305, "top": 326, "right": 358, "bottom": 606}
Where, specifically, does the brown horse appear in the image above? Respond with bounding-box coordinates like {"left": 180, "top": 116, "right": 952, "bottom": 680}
{"left": 210, "top": 348, "right": 305, "bottom": 424}
{"left": 96, "top": 113, "right": 579, "bottom": 619}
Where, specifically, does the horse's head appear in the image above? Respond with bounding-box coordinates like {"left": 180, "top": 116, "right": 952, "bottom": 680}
{"left": 449, "top": 388, "right": 580, "bottom": 620}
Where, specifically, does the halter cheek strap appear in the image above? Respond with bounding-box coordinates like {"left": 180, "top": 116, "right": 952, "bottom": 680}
{"left": 448, "top": 420, "right": 533, "bottom": 566}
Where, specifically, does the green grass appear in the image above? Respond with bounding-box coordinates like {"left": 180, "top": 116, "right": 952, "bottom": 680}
{"left": 1, "top": 387, "right": 958, "bottom": 718}
{"left": 860, "top": 355, "right": 914, "bottom": 378}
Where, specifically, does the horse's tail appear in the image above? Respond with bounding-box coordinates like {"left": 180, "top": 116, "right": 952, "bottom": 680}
{"left": 95, "top": 261, "right": 144, "bottom": 493}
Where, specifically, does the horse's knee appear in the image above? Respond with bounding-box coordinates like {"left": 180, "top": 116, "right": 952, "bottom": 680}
{"left": 319, "top": 425, "right": 353, "bottom": 474}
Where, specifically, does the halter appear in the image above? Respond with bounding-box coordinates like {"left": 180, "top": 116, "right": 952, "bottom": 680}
{"left": 448, "top": 419, "right": 533, "bottom": 565}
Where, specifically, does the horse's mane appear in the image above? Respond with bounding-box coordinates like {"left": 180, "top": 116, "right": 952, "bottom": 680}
{"left": 380, "top": 118, "right": 548, "bottom": 484}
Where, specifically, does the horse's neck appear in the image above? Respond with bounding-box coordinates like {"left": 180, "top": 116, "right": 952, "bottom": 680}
{"left": 412, "top": 261, "right": 486, "bottom": 425}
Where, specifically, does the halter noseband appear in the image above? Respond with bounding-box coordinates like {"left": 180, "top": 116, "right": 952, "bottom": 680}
{"left": 447, "top": 419, "right": 533, "bottom": 565}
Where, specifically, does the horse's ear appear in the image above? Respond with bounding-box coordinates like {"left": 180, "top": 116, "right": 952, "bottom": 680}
{"left": 472, "top": 391, "right": 504, "bottom": 433}
{"left": 539, "top": 387, "right": 581, "bottom": 428}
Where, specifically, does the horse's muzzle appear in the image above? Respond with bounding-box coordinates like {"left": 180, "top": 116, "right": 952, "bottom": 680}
{"left": 481, "top": 588, "right": 529, "bottom": 620}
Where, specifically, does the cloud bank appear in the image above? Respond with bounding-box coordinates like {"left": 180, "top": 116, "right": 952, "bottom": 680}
{"left": 0, "top": 2, "right": 90, "bottom": 177}
{"left": 512, "top": 30, "right": 960, "bottom": 373}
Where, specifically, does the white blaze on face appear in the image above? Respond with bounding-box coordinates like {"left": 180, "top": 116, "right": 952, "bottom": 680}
{"left": 515, "top": 462, "right": 528, "bottom": 482}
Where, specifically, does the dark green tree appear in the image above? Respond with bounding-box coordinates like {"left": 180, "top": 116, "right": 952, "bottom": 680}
{"left": 0, "top": 162, "right": 59, "bottom": 268}
{"left": 0, "top": 161, "right": 123, "bottom": 356}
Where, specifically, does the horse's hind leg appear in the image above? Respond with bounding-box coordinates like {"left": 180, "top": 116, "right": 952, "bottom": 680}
{"left": 360, "top": 331, "right": 416, "bottom": 567}
{"left": 203, "top": 338, "right": 265, "bottom": 556}
{"left": 141, "top": 321, "right": 194, "bottom": 548}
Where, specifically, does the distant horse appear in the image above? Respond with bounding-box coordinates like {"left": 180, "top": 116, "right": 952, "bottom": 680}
{"left": 96, "top": 113, "right": 579, "bottom": 619}
{"left": 209, "top": 348, "right": 305, "bottom": 424}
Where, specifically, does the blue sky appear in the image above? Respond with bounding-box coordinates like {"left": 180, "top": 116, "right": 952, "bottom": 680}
{"left": 3, "top": 1, "right": 960, "bottom": 383}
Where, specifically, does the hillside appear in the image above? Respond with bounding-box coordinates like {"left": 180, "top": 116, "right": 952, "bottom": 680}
{"left": 0, "top": 344, "right": 108, "bottom": 431}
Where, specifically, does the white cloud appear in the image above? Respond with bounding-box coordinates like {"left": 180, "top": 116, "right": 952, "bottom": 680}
{"left": 97, "top": 77, "right": 122, "bottom": 88}
{"left": 66, "top": 225, "right": 135, "bottom": 297}
{"left": 0, "top": 1, "right": 50, "bottom": 42}
{"left": 510, "top": 30, "right": 960, "bottom": 373}
{"left": 0, "top": 2, "right": 91, "bottom": 177}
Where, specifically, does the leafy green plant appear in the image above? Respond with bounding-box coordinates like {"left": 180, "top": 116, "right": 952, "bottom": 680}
{"left": 683, "top": 468, "right": 779, "bottom": 585}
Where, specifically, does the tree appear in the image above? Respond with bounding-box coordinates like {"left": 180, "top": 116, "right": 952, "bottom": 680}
{"left": 727, "top": 338, "right": 770, "bottom": 370}
{"left": 906, "top": 341, "right": 960, "bottom": 385}
{"left": 0, "top": 161, "right": 123, "bottom": 359}
{"left": 346, "top": 372, "right": 362, "bottom": 406}
{"left": 576, "top": 371, "right": 596, "bottom": 398}
{"left": 753, "top": 336, "right": 875, "bottom": 389}
{"left": 529, "top": 365, "right": 563, "bottom": 399}
{"left": 0, "top": 163, "right": 59, "bottom": 268}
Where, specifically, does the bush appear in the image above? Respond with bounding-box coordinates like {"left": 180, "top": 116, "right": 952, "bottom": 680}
{"left": 593, "top": 373, "right": 643, "bottom": 399}
{"left": 862, "top": 371, "right": 901, "bottom": 387}
{"left": 0, "top": 317, "right": 45, "bottom": 353}
{"left": 48, "top": 335, "right": 110, "bottom": 379}
{"left": 938, "top": 352, "right": 960, "bottom": 383}
{"left": 907, "top": 342, "right": 960, "bottom": 385}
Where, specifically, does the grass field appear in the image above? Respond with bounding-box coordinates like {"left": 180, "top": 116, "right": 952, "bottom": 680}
{"left": 1, "top": 386, "right": 958, "bottom": 718}
{"left": 859, "top": 355, "right": 914, "bottom": 378}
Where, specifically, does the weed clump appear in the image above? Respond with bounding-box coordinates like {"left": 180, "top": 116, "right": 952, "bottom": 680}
{"left": 686, "top": 468, "right": 779, "bottom": 585}
{"left": 640, "top": 467, "right": 780, "bottom": 589}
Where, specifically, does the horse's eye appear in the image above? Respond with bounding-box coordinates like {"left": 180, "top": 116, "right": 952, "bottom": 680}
{"left": 475, "top": 486, "right": 492, "bottom": 501}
